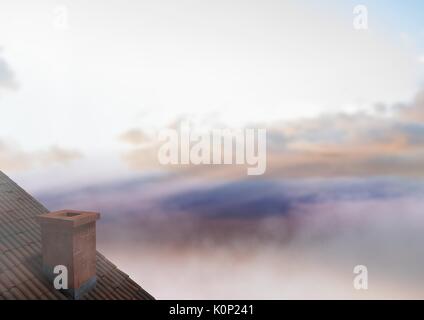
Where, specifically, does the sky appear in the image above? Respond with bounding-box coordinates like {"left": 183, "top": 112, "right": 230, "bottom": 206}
{"left": 1, "top": 1, "right": 424, "bottom": 299}
{"left": 0, "top": 0, "right": 423, "bottom": 189}
{"left": 0, "top": 0, "right": 423, "bottom": 158}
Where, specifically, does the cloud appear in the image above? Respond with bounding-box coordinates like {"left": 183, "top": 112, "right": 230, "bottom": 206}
{"left": 0, "top": 139, "right": 82, "bottom": 171}
{"left": 119, "top": 129, "right": 152, "bottom": 146}
{"left": 38, "top": 175, "right": 424, "bottom": 299}
{"left": 398, "top": 87, "right": 424, "bottom": 122}
{"left": 259, "top": 107, "right": 424, "bottom": 177}
{"left": 38, "top": 146, "right": 83, "bottom": 165}
{"left": 0, "top": 51, "right": 17, "bottom": 90}
{"left": 118, "top": 90, "right": 424, "bottom": 179}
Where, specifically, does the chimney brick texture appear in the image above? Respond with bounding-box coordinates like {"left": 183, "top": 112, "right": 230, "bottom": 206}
{"left": 37, "top": 210, "right": 100, "bottom": 299}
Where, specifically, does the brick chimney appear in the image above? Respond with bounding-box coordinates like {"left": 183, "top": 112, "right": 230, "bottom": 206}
{"left": 37, "top": 210, "right": 100, "bottom": 299}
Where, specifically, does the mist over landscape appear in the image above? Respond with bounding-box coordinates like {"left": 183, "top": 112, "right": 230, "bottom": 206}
{"left": 32, "top": 175, "right": 424, "bottom": 299}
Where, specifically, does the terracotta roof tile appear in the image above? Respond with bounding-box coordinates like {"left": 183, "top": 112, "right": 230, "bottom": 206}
{"left": 0, "top": 171, "right": 154, "bottom": 300}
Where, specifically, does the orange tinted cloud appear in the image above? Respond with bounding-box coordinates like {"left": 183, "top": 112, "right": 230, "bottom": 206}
{"left": 119, "top": 129, "right": 152, "bottom": 146}
{"left": 0, "top": 140, "right": 82, "bottom": 171}
{"left": 119, "top": 88, "right": 424, "bottom": 178}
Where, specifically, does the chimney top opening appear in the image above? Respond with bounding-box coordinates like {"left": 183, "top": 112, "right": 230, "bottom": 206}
{"left": 65, "top": 212, "right": 81, "bottom": 217}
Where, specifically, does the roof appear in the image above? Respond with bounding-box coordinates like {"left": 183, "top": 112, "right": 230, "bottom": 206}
{"left": 0, "top": 170, "right": 154, "bottom": 300}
